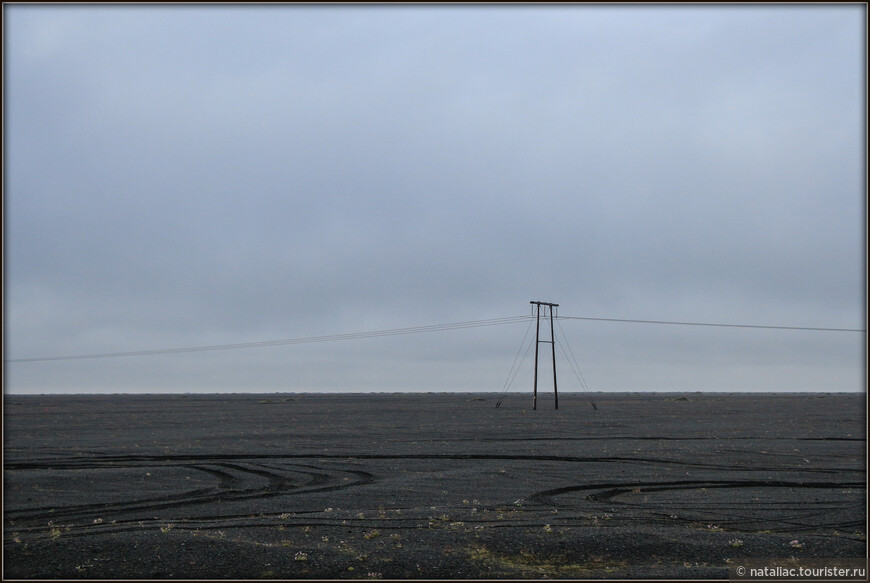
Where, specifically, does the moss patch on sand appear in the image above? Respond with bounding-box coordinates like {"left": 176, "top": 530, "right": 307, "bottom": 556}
{"left": 466, "top": 545, "right": 628, "bottom": 578}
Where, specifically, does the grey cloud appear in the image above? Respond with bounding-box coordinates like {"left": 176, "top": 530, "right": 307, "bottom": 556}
{"left": 4, "top": 4, "right": 864, "bottom": 394}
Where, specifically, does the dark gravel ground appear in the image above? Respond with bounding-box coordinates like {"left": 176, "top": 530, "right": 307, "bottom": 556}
{"left": 3, "top": 392, "right": 866, "bottom": 579}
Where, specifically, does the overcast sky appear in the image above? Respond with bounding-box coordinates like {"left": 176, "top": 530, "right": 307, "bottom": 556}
{"left": 4, "top": 4, "right": 866, "bottom": 395}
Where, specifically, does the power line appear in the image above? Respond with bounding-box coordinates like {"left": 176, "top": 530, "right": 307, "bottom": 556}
{"left": 4, "top": 316, "right": 533, "bottom": 364}
{"left": 5, "top": 312, "right": 862, "bottom": 365}
{"left": 557, "top": 316, "right": 865, "bottom": 333}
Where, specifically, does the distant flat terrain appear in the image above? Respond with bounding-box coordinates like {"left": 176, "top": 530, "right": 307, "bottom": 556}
{"left": 3, "top": 392, "right": 866, "bottom": 579}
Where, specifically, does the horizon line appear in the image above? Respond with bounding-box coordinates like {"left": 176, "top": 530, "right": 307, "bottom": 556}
{"left": 4, "top": 389, "right": 864, "bottom": 396}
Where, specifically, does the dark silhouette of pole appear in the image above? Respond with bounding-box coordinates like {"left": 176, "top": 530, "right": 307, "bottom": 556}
{"left": 530, "top": 301, "right": 559, "bottom": 410}
{"left": 533, "top": 302, "right": 540, "bottom": 410}
{"left": 550, "top": 306, "right": 558, "bottom": 410}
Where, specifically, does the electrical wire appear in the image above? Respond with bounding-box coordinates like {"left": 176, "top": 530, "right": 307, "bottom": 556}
{"left": 557, "top": 316, "right": 864, "bottom": 332}
{"left": 6, "top": 312, "right": 861, "bottom": 365}
{"left": 4, "top": 316, "right": 534, "bottom": 363}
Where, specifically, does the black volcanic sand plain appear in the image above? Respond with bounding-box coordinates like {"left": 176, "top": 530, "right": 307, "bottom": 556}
{"left": 3, "top": 392, "right": 866, "bottom": 579}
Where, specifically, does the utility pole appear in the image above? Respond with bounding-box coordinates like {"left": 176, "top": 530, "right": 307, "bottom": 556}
{"left": 530, "top": 301, "right": 559, "bottom": 410}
